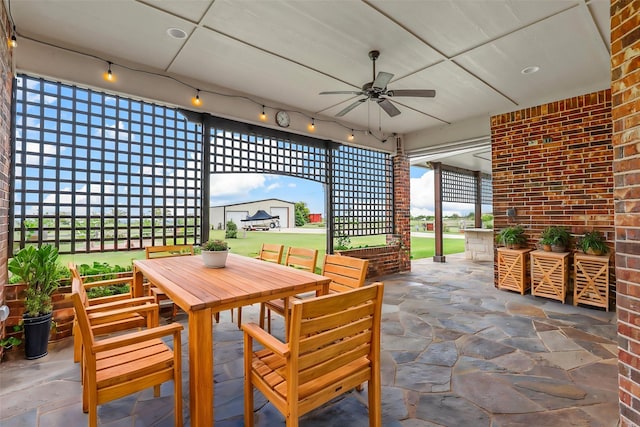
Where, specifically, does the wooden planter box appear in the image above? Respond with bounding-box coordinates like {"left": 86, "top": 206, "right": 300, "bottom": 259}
{"left": 530, "top": 250, "right": 570, "bottom": 303}
{"left": 497, "top": 248, "right": 532, "bottom": 294}
{"left": 574, "top": 253, "right": 610, "bottom": 311}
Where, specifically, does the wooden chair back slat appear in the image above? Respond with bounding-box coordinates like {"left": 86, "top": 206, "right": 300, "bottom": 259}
{"left": 72, "top": 278, "right": 97, "bottom": 346}
{"left": 257, "top": 243, "right": 284, "bottom": 264}
{"left": 321, "top": 254, "right": 368, "bottom": 293}
{"left": 145, "top": 244, "right": 194, "bottom": 259}
{"left": 284, "top": 247, "right": 318, "bottom": 272}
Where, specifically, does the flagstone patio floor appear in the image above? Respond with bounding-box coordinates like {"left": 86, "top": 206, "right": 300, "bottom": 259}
{"left": 0, "top": 253, "right": 619, "bottom": 426}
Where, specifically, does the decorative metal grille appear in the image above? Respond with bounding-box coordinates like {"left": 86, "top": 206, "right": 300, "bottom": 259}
{"left": 331, "top": 144, "right": 393, "bottom": 236}
{"left": 12, "top": 74, "right": 202, "bottom": 254}
{"left": 209, "top": 127, "right": 326, "bottom": 182}
{"left": 481, "top": 173, "right": 493, "bottom": 205}
{"left": 442, "top": 169, "right": 476, "bottom": 204}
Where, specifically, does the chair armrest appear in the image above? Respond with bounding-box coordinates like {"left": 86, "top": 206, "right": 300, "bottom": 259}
{"left": 242, "top": 322, "right": 289, "bottom": 357}
{"left": 88, "top": 303, "right": 158, "bottom": 325}
{"left": 86, "top": 296, "right": 155, "bottom": 312}
{"left": 92, "top": 323, "right": 183, "bottom": 353}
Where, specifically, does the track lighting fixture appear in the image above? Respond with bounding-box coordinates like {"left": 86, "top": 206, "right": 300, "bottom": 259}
{"left": 103, "top": 62, "right": 114, "bottom": 82}
{"left": 191, "top": 90, "right": 202, "bottom": 107}
{"left": 308, "top": 117, "right": 315, "bottom": 132}
{"left": 259, "top": 105, "right": 267, "bottom": 121}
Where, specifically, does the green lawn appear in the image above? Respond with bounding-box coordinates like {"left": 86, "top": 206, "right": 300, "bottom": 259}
{"left": 58, "top": 230, "right": 465, "bottom": 270}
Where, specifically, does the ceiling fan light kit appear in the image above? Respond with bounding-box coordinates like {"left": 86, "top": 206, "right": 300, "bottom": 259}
{"left": 319, "top": 50, "right": 436, "bottom": 118}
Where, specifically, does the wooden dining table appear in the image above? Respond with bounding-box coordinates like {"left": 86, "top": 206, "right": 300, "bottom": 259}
{"left": 132, "top": 253, "right": 331, "bottom": 426}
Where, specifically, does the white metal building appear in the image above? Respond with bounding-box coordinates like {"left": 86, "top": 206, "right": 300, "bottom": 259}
{"left": 210, "top": 199, "right": 295, "bottom": 230}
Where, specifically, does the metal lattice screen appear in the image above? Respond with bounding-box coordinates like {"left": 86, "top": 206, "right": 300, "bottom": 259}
{"left": 207, "top": 123, "right": 393, "bottom": 238}
{"left": 442, "top": 169, "right": 493, "bottom": 206}
{"left": 331, "top": 145, "right": 393, "bottom": 236}
{"left": 442, "top": 169, "right": 476, "bottom": 204}
{"left": 12, "top": 74, "right": 202, "bottom": 254}
{"left": 481, "top": 173, "right": 493, "bottom": 205}
{"left": 209, "top": 127, "right": 326, "bottom": 182}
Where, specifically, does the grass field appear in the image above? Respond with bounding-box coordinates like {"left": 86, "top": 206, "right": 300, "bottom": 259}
{"left": 58, "top": 230, "right": 466, "bottom": 270}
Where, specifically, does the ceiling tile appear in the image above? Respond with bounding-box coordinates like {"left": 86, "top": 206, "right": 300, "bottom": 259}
{"left": 201, "top": 0, "right": 443, "bottom": 86}
{"left": 454, "top": 7, "right": 610, "bottom": 108}
{"left": 12, "top": 0, "right": 195, "bottom": 70}
{"left": 369, "top": 0, "right": 581, "bottom": 57}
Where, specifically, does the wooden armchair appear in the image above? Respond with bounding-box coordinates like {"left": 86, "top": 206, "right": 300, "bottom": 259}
{"left": 69, "top": 263, "right": 158, "bottom": 366}
{"left": 71, "top": 284, "right": 183, "bottom": 427}
{"left": 259, "top": 254, "right": 368, "bottom": 335}
{"left": 146, "top": 244, "right": 194, "bottom": 319}
{"left": 259, "top": 247, "right": 318, "bottom": 333}
{"left": 243, "top": 282, "right": 384, "bottom": 427}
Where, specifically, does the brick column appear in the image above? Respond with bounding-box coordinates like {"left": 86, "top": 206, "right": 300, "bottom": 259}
{"left": 390, "top": 136, "right": 411, "bottom": 272}
{"left": 0, "top": 2, "right": 15, "bottom": 358}
{"left": 611, "top": 1, "right": 640, "bottom": 425}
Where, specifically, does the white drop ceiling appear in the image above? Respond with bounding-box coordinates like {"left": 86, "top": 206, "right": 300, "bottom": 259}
{"left": 6, "top": 0, "right": 611, "bottom": 173}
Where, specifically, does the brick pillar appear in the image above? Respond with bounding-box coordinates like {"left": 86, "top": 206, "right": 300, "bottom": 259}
{"left": 0, "top": 2, "right": 15, "bottom": 358}
{"left": 390, "top": 136, "right": 411, "bottom": 272}
{"left": 611, "top": 1, "right": 640, "bottom": 425}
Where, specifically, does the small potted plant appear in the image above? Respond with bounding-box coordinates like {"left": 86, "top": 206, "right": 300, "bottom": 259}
{"left": 539, "top": 226, "right": 571, "bottom": 252}
{"left": 495, "top": 226, "right": 527, "bottom": 249}
{"left": 7, "top": 244, "right": 62, "bottom": 359}
{"left": 577, "top": 230, "right": 609, "bottom": 256}
{"left": 201, "top": 239, "right": 230, "bottom": 268}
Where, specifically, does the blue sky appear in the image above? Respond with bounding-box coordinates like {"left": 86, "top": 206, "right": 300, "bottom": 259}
{"left": 210, "top": 167, "right": 491, "bottom": 217}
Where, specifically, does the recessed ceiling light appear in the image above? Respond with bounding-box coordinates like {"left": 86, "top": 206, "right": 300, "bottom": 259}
{"left": 521, "top": 66, "right": 540, "bottom": 75}
{"left": 167, "top": 27, "right": 187, "bottom": 39}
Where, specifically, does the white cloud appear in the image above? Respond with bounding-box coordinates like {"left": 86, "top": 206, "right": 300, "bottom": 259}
{"left": 287, "top": 183, "right": 296, "bottom": 188}
{"left": 266, "top": 183, "right": 281, "bottom": 191}
{"left": 210, "top": 173, "right": 266, "bottom": 197}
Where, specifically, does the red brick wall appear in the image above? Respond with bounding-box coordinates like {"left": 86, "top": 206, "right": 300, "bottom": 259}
{"left": 337, "top": 244, "right": 402, "bottom": 278}
{"left": 392, "top": 136, "right": 411, "bottom": 272}
{"left": 0, "top": 2, "right": 14, "bottom": 359}
{"left": 491, "top": 89, "right": 614, "bottom": 256}
{"left": 611, "top": 0, "right": 640, "bottom": 425}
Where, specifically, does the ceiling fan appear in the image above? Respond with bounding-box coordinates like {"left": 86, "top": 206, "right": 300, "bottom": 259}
{"left": 319, "top": 50, "right": 436, "bottom": 118}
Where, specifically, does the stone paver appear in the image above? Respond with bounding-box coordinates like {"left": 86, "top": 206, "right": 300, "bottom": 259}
{"left": 0, "top": 254, "right": 619, "bottom": 426}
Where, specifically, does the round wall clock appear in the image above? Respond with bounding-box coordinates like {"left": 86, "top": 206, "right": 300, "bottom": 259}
{"left": 275, "top": 111, "right": 290, "bottom": 128}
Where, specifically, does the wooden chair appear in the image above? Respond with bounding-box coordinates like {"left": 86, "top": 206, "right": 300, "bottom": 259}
{"left": 145, "top": 244, "right": 194, "bottom": 319}
{"left": 259, "top": 254, "right": 368, "bottom": 335}
{"left": 69, "top": 263, "right": 158, "bottom": 366}
{"left": 243, "top": 282, "right": 384, "bottom": 427}
{"left": 225, "top": 242, "right": 285, "bottom": 329}
{"left": 259, "top": 247, "right": 318, "bottom": 333}
{"left": 256, "top": 243, "right": 284, "bottom": 264}
{"left": 71, "top": 283, "right": 183, "bottom": 427}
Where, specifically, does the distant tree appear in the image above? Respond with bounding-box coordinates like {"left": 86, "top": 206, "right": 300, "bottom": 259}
{"left": 225, "top": 220, "right": 238, "bottom": 239}
{"left": 294, "top": 202, "right": 310, "bottom": 226}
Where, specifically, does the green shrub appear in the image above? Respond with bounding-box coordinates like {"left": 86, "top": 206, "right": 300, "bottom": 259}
{"left": 225, "top": 220, "right": 238, "bottom": 239}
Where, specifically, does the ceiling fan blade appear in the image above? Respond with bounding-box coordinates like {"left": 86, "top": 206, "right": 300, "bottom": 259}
{"left": 319, "top": 90, "right": 365, "bottom": 95}
{"left": 386, "top": 89, "right": 436, "bottom": 98}
{"left": 336, "top": 99, "right": 366, "bottom": 117}
{"left": 372, "top": 72, "right": 393, "bottom": 91}
{"left": 377, "top": 98, "right": 401, "bottom": 117}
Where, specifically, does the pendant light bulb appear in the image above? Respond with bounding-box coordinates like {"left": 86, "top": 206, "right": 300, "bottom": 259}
{"left": 103, "top": 62, "right": 115, "bottom": 82}
{"left": 308, "top": 117, "right": 315, "bottom": 132}
{"left": 8, "top": 26, "right": 17, "bottom": 48}
{"left": 259, "top": 105, "right": 267, "bottom": 121}
{"left": 192, "top": 90, "right": 202, "bottom": 107}
{"left": 348, "top": 130, "right": 355, "bottom": 141}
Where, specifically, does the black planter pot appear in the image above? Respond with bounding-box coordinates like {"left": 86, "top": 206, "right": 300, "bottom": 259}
{"left": 23, "top": 312, "right": 52, "bottom": 360}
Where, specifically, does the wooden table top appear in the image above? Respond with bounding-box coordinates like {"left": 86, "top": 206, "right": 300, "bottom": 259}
{"left": 134, "top": 253, "right": 330, "bottom": 312}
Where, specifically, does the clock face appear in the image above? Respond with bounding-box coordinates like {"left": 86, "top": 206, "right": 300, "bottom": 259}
{"left": 276, "top": 111, "right": 290, "bottom": 128}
